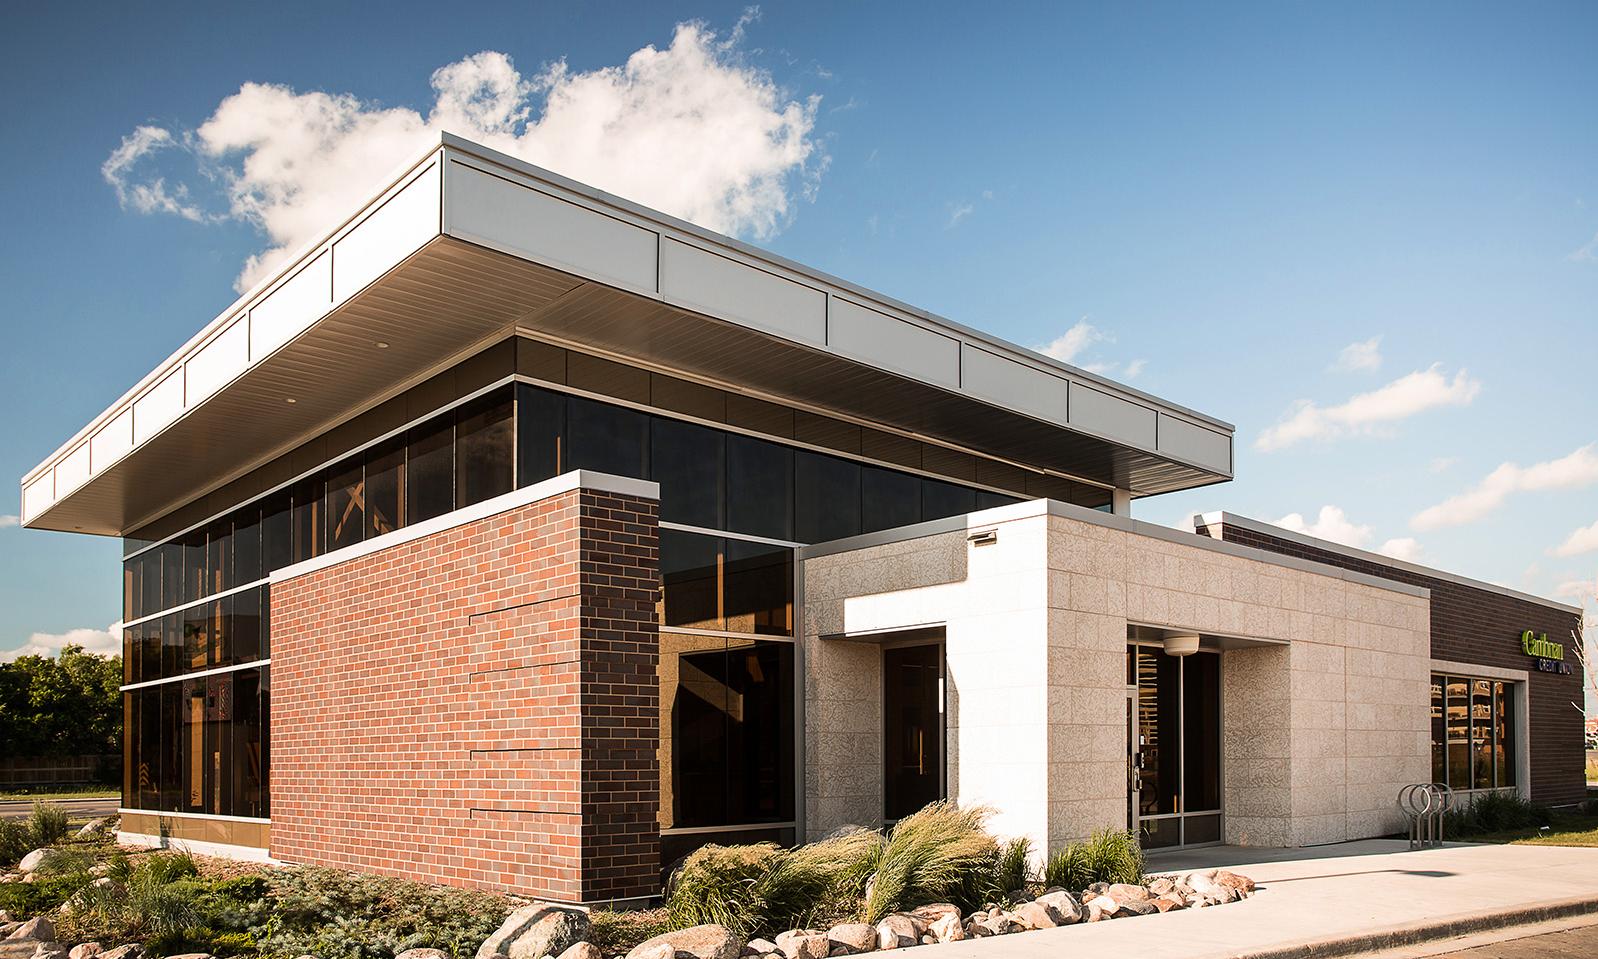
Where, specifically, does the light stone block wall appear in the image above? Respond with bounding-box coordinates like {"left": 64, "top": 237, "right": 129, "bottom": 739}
{"left": 801, "top": 500, "right": 1431, "bottom": 852}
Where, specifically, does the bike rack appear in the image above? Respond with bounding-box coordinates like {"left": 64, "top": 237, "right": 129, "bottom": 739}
{"left": 1398, "top": 782, "right": 1453, "bottom": 849}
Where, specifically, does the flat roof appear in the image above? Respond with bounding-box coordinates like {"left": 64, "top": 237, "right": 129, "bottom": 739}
{"left": 1199, "top": 511, "right": 1582, "bottom": 616}
{"left": 20, "top": 134, "right": 1236, "bottom": 536}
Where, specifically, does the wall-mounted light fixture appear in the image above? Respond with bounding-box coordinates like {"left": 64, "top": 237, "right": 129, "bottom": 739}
{"left": 967, "top": 529, "right": 998, "bottom": 546}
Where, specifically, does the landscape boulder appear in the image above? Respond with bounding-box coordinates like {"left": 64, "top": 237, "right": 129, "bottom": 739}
{"left": 1010, "top": 902, "right": 1058, "bottom": 930}
{"left": 74, "top": 819, "right": 110, "bottom": 839}
{"left": 825, "top": 924, "right": 877, "bottom": 954}
{"left": 925, "top": 913, "right": 964, "bottom": 944}
{"left": 556, "top": 943, "right": 603, "bottom": 959}
{"left": 744, "top": 939, "right": 778, "bottom": 957}
{"left": 31, "top": 946, "right": 68, "bottom": 959}
{"left": 162, "top": 954, "right": 214, "bottom": 959}
{"left": 630, "top": 945, "right": 675, "bottom": 959}
{"left": 17, "top": 850, "right": 54, "bottom": 875}
{"left": 1104, "top": 883, "right": 1150, "bottom": 903}
{"left": 774, "top": 929, "right": 829, "bottom": 959}
{"left": 97, "top": 947, "right": 144, "bottom": 959}
{"left": 872, "top": 915, "right": 922, "bottom": 950}
{"left": 8, "top": 916, "right": 55, "bottom": 941}
{"left": 477, "top": 905, "right": 590, "bottom": 959}
{"left": 1034, "top": 891, "right": 1083, "bottom": 924}
{"left": 395, "top": 950, "right": 450, "bottom": 959}
{"left": 69, "top": 942, "right": 105, "bottom": 959}
{"left": 626, "top": 925, "right": 743, "bottom": 959}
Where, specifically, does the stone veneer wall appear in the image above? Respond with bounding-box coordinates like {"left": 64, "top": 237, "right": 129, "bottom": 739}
{"left": 269, "top": 484, "right": 659, "bottom": 903}
{"left": 801, "top": 500, "right": 1431, "bottom": 853}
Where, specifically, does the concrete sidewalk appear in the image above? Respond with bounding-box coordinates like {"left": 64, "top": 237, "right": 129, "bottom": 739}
{"left": 919, "top": 840, "right": 1598, "bottom": 959}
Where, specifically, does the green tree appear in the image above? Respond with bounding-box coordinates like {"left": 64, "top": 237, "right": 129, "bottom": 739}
{"left": 0, "top": 644, "right": 122, "bottom": 758}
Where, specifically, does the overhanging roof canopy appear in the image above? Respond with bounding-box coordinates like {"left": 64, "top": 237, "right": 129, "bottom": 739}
{"left": 21, "top": 134, "right": 1235, "bottom": 536}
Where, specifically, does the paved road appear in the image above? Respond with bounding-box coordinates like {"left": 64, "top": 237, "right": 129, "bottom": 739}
{"left": 0, "top": 796, "right": 118, "bottom": 820}
{"left": 1369, "top": 921, "right": 1598, "bottom": 958}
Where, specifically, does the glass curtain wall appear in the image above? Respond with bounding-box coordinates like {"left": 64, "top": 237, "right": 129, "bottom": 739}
{"left": 1128, "top": 643, "right": 1221, "bottom": 848}
{"left": 120, "top": 387, "right": 517, "bottom": 818}
{"left": 1429, "top": 674, "right": 1516, "bottom": 791}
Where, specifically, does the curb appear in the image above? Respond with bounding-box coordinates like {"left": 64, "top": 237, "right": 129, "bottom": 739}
{"left": 1230, "top": 893, "right": 1598, "bottom": 959}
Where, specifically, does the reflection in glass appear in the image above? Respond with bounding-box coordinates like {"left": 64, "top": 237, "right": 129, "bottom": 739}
{"left": 456, "top": 393, "right": 515, "bottom": 507}
{"left": 921, "top": 478, "right": 976, "bottom": 522}
{"left": 1183, "top": 651, "right": 1221, "bottom": 811}
{"left": 327, "top": 456, "right": 365, "bottom": 552}
{"left": 652, "top": 418, "right": 726, "bottom": 529}
{"left": 365, "top": 438, "right": 405, "bottom": 538}
{"left": 724, "top": 540, "right": 793, "bottom": 637}
{"left": 569, "top": 396, "right": 648, "bottom": 479}
{"left": 1496, "top": 682, "right": 1516, "bottom": 788}
{"left": 1430, "top": 678, "right": 1445, "bottom": 783}
{"left": 1446, "top": 677, "right": 1469, "bottom": 787}
{"left": 1471, "top": 679, "right": 1493, "bottom": 789}
{"left": 291, "top": 477, "right": 325, "bottom": 563}
{"left": 407, "top": 414, "right": 454, "bottom": 524}
{"left": 728, "top": 435, "right": 793, "bottom": 541}
{"left": 516, "top": 384, "right": 566, "bottom": 488}
{"left": 660, "top": 530, "right": 720, "bottom": 631}
{"left": 796, "top": 452, "right": 861, "bottom": 543}
{"left": 861, "top": 467, "right": 919, "bottom": 533}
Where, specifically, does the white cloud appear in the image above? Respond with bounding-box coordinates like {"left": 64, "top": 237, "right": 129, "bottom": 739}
{"left": 1331, "top": 336, "right": 1383, "bottom": 373}
{"left": 1428, "top": 456, "right": 1458, "bottom": 474}
{"left": 1553, "top": 517, "right": 1598, "bottom": 558}
{"left": 1255, "top": 365, "right": 1481, "bottom": 451}
{"left": 101, "top": 126, "right": 208, "bottom": 222}
{"left": 1123, "top": 358, "right": 1147, "bottom": 379}
{"left": 1, "top": 624, "right": 119, "bottom": 663}
{"left": 1553, "top": 577, "right": 1596, "bottom": 605}
{"left": 1275, "top": 505, "right": 1372, "bottom": 548}
{"left": 106, "top": 17, "right": 825, "bottom": 292}
{"left": 1412, "top": 443, "right": 1598, "bottom": 531}
{"left": 1377, "top": 537, "right": 1423, "bottom": 562}
{"left": 1274, "top": 505, "right": 1423, "bottom": 561}
{"left": 1036, "top": 319, "right": 1106, "bottom": 363}
{"left": 945, "top": 202, "right": 974, "bottom": 229}
{"left": 0, "top": 514, "right": 18, "bottom": 530}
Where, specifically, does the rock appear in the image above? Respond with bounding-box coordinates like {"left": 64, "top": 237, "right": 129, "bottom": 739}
{"left": 162, "top": 954, "right": 214, "bottom": 959}
{"left": 1035, "top": 890, "right": 1082, "bottom": 924}
{"left": 396, "top": 951, "right": 451, "bottom": 959}
{"left": 97, "top": 947, "right": 143, "bottom": 959}
{"left": 971, "top": 912, "right": 1020, "bottom": 936}
{"left": 873, "top": 915, "right": 922, "bottom": 950}
{"left": 0, "top": 912, "right": 11, "bottom": 923}
{"left": 1152, "top": 894, "right": 1185, "bottom": 913}
{"left": 1105, "top": 883, "right": 1150, "bottom": 903}
{"left": 1146, "top": 877, "right": 1175, "bottom": 897}
{"left": 926, "top": 913, "right": 964, "bottom": 944}
{"left": 1010, "top": 902, "right": 1058, "bottom": 930}
{"left": 555, "top": 944, "right": 602, "bottom": 959}
{"left": 1083, "top": 882, "right": 1109, "bottom": 897}
{"left": 17, "top": 850, "right": 53, "bottom": 875}
{"left": 31, "top": 946, "right": 68, "bottom": 959}
{"left": 74, "top": 819, "right": 109, "bottom": 839}
{"left": 906, "top": 904, "right": 959, "bottom": 926}
{"left": 1084, "top": 896, "right": 1116, "bottom": 921}
{"left": 745, "top": 940, "right": 778, "bottom": 957}
{"left": 480, "top": 905, "right": 591, "bottom": 959}
{"left": 825, "top": 924, "right": 877, "bottom": 954}
{"left": 0, "top": 924, "right": 19, "bottom": 940}
{"left": 627, "top": 925, "right": 742, "bottom": 959}
{"left": 630, "top": 946, "right": 674, "bottom": 959}
{"left": 9, "top": 916, "right": 55, "bottom": 941}
{"left": 774, "top": 929, "right": 829, "bottom": 959}
{"left": 1213, "top": 870, "right": 1255, "bottom": 894}
{"left": 1118, "top": 900, "right": 1158, "bottom": 916}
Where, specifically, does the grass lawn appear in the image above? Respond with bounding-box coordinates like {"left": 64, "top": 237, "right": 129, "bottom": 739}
{"left": 1461, "top": 810, "right": 1598, "bottom": 847}
{"left": 0, "top": 785, "right": 119, "bottom": 801}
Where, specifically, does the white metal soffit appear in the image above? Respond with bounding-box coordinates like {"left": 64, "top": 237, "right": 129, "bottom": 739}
{"left": 20, "top": 134, "right": 1236, "bottom": 536}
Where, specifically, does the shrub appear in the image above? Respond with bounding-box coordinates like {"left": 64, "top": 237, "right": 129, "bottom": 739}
{"left": 667, "top": 829, "right": 884, "bottom": 937}
{"left": 1443, "top": 792, "right": 1552, "bottom": 836}
{"left": 589, "top": 908, "right": 673, "bottom": 956}
{"left": 862, "top": 802, "right": 1000, "bottom": 923}
{"left": 666, "top": 843, "right": 783, "bottom": 934}
{"left": 1041, "top": 828, "right": 1144, "bottom": 890}
{"left": 0, "top": 818, "right": 33, "bottom": 868}
{"left": 141, "top": 852, "right": 200, "bottom": 884}
{"left": 0, "top": 872, "right": 90, "bottom": 919}
{"left": 986, "top": 836, "right": 1033, "bottom": 899}
{"left": 28, "top": 802, "right": 71, "bottom": 846}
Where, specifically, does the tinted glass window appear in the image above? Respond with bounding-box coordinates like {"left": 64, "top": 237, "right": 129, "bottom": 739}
{"left": 921, "top": 478, "right": 977, "bottom": 521}
{"left": 260, "top": 491, "right": 293, "bottom": 574}
{"left": 568, "top": 396, "right": 648, "bottom": 479}
{"left": 139, "top": 549, "right": 162, "bottom": 621}
{"left": 660, "top": 530, "right": 720, "bottom": 631}
{"left": 365, "top": 438, "right": 405, "bottom": 538}
{"left": 1496, "top": 682, "right": 1516, "bottom": 787}
{"left": 723, "top": 640, "right": 795, "bottom": 824}
{"left": 326, "top": 456, "right": 365, "bottom": 552}
{"left": 727, "top": 435, "right": 793, "bottom": 541}
{"left": 795, "top": 451, "right": 861, "bottom": 543}
{"left": 181, "top": 530, "right": 205, "bottom": 604}
{"left": 291, "top": 477, "right": 325, "bottom": 564}
{"left": 456, "top": 391, "right": 515, "bottom": 507}
{"left": 653, "top": 418, "right": 726, "bottom": 529}
{"left": 861, "top": 467, "right": 919, "bottom": 533}
{"left": 724, "top": 539, "right": 793, "bottom": 637}
{"left": 232, "top": 586, "right": 263, "bottom": 664}
{"left": 659, "top": 632, "right": 730, "bottom": 828}
{"left": 1182, "top": 651, "right": 1221, "bottom": 810}
{"left": 161, "top": 542, "right": 182, "bottom": 611}
{"left": 233, "top": 505, "right": 261, "bottom": 585}
{"left": 205, "top": 517, "right": 232, "bottom": 597}
{"left": 407, "top": 413, "right": 454, "bottom": 523}
{"left": 517, "top": 384, "right": 566, "bottom": 487}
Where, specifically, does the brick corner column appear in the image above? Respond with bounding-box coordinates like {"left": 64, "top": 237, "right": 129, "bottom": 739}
{"left": 577, "top": 487, "right": 661, "bottom": 903}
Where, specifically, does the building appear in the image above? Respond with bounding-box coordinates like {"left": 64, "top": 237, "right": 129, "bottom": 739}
{"left": 19, "top": 134, "right": 1584, "bottom": 905}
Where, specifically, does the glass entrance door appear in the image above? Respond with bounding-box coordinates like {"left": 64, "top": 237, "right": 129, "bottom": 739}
{"left": 1128, "top": 643, "right": 1222, "bottom": 848}
{"left": 884, "top": 643, "right": 944, "bottom": 821}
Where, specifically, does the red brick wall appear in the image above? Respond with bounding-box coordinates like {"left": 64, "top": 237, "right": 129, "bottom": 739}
{"left": 269, "top": 486, "right": 660, "bottom": 902}
{"left": 1205, "top": 521, "right": 1586, "bottom": 806}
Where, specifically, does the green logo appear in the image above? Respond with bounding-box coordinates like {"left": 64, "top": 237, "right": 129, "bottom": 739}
{"left": 1520, "top": 630, "right": 1564, "bottom": 661}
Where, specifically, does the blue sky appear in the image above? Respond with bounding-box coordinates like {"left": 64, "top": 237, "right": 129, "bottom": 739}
{"left": 2, "top": 1, "right": 1595, "bottom": 663}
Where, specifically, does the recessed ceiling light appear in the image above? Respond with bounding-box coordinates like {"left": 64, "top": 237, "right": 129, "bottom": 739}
{"left": 375, "top": 341, "right": 390, "bottom": 349}
{"left": 285, "top": 397, "right": 297, "bottom": 404}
